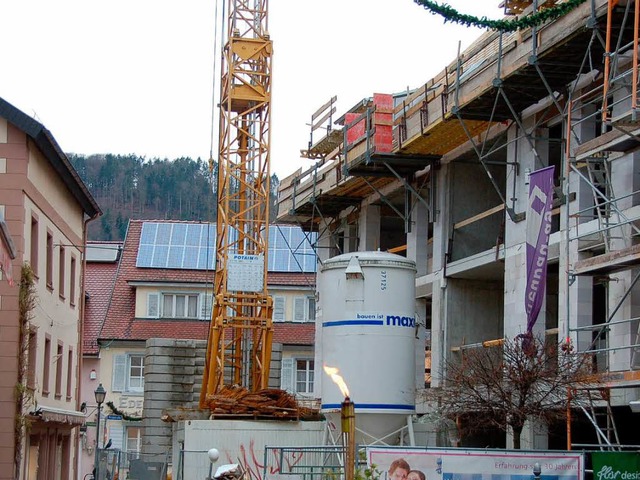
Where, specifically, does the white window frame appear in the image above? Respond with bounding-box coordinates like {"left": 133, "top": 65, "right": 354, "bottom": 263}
{"left": 293, "top": 295, "right": 316, "bottom": 322}
{"left": 307, "top": 295, "right": 316, "bottom": 321}
{"left": 147, "top": 291, "right": 211, "bottom": 320}
{"left": 147, "top": 293, "right": 159, "bottom": 318}
{"left": 295, "top": 358, "right": 314, "bottom": 394}
{"left": 125, "top": 425, "right": 142, "bottom": 457}
{"left": 293, "top": 297, "right": 305, "bottom": 322}
{"left": 280, "top": 357, "right": 314, "bottom": 395}
{"left": 112, "top": 353, "right": 145, "bottom": 393}
{"left": 161, "top": 292, "right": 199, "bottom": 319}
{"left": 200, "top": 293, "right": 213, "bottom": 321}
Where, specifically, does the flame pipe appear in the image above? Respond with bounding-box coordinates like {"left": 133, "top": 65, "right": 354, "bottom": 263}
{"left": 341, "top": 396, "right": 356, "bottom": 480}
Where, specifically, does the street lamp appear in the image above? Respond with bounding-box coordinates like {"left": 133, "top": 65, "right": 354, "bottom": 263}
{"left": 208, "top": 448, "right": 220, "bottom": 480}
{"left": 94, "top": 383, "right": 106, "bottom": 480}
{"left": 533, "top": 462, "right": 542, "bottom": 480}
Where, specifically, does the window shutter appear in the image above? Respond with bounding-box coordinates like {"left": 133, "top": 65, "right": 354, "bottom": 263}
{"left": 307, "top": 296, "right": 316, "bottom": 321}
{"left": 293, "top": 297, "right": 305, "bottom": 322}
{"left": 273, "top": 296, "right": 285, "bottom": 322}
{"left": 200, "top": 293, "right": 213, "bottom": 320}
{"left": 280, "top": 357, "right": 295, "bottom": 393}
{"left": 147, "top": 293, "right": 159, "bottom": 318}
{"left": 107, "top": 420, "right": 124, "bottom": 452}
{"left": 112, "top": 354, "right": 127, "bottom": 392}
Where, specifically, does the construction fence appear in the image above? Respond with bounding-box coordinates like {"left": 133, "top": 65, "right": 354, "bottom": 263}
{"left": 93, "top": 449, "right": 169, "bottom": 480}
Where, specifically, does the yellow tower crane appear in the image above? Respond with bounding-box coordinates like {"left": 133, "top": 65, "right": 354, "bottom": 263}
{"left": 200, "top": 0, "right": 274, "bottom": 408}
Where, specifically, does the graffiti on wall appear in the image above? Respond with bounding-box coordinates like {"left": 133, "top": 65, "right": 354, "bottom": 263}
{"left": 220, "top": 439, "right": 305, "bottom": 480}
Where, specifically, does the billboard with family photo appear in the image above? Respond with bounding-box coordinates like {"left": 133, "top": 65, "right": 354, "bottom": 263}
{"left": 366, "top": 448, "right": 584, "bottom": 480}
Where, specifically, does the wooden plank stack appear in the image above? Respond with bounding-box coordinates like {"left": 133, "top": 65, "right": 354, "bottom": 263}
{"left": 202, "top": 385, "right": 320, "bottom": 420}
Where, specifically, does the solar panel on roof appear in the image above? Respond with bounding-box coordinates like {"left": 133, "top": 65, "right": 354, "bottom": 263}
{"left": 135, "top": 222, "right": 316, "bottom": 272}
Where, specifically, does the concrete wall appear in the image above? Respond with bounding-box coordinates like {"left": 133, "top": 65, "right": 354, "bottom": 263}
{"left": 175, "top": 419, "right": 325, "bottom": 480}
{"left": 449, "top": 161, "right": 504, "bottom": 261}
{"left": 445, "top": 278, "right": 504, "bottom": 354}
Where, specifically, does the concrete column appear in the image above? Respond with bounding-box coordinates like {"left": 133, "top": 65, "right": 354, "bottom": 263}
{"left": 429, "top": 164, "right": 451, "bottom": 388}
{"left": 358, "top": 204, "right": 380, "bottom": 251}
{"left": 315, "top": 228, "right": 333, "bottom": 263}
{"left": 559, "top": 102, "right": 598, "bottom": 346}
{"left": 606, "top": 151, "right": 640, "bottom": 372}
{"left": 430, "top": 277, "right": 445, "bottom": 389}
{"left": 507, "top": 421, "right": 549, "bottom": 450}
{"left": 414, "top": 297, "right": 429, "bottom": 390}
{"left": 504, "top": 121, "right": 548, "bottom": 340}
{"left": 407, "top": 200, "right": 429, "bottom": 277}
{"left": 504, "top": 121, "right": 549, "bottom": 450}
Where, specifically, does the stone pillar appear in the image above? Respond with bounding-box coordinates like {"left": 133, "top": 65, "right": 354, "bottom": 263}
{"left": 142, "top": 338, "right": 284, "bottom": 465}
{"left": 142, "top": 339, "right": 207, "bottom": 461}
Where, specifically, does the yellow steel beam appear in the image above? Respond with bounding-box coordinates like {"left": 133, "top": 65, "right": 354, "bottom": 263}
{"left": 200, "top": 0, "right": 274, "bottom": 409}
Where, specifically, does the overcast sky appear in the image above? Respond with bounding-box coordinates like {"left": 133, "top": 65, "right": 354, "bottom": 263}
{"left": 1, "top": 0, "right": 501, "bottom": 179}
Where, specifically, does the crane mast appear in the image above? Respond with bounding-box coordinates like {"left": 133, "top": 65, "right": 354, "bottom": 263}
{"left": 200, "top": 0, "right": 273, "bottom": 408}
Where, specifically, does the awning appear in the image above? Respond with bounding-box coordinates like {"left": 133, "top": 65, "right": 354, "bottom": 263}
{"left": 30, "top": 406, "right": 86, "bottom": 426}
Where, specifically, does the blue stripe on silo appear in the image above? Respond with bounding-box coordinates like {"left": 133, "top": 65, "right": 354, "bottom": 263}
{"left": 322, "top": 320, "right": 384, "bottom": 327}
{"left": 321, "top": 403, "right": 415, "bottom": 410}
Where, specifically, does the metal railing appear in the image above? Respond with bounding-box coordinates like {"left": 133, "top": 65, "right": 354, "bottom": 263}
{"left": 93, "top": 449, "right": 169, "bottom": 480}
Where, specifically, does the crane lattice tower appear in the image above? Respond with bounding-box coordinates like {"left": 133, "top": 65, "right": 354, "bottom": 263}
{"left": 200, "top": 0, "right": 273, "bottom": 408}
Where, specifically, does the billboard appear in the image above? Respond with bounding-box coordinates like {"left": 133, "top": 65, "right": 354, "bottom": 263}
{"left": 591, "top": 452, "right": 640, "bottom": 480}
{"left": 367, "top": 448, "right": 584, "bottom": 480}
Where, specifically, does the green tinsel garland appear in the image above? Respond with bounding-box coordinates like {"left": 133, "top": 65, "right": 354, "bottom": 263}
{"left": 106, "top": 401, "right": 142, "bottom": 422}
{"left": 414, "top": 0, "right": 587, "bottom": 31}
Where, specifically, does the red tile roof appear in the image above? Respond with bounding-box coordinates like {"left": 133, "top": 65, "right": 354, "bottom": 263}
{"left": 83, "top": 260, "right": 118, "bottom": 355}
{"left": 97, "top": 220, "right": 316, "bottom": 346}
{"left": 273, "top": 322, "right": 315, "bottom": 345}
{"left": 267, "top": 272, "right": 315, "bottom": 287}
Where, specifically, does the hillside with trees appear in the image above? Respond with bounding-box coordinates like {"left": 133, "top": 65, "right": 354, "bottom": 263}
{"left": 69, "top": 154, "right": 280, "bottom": 241}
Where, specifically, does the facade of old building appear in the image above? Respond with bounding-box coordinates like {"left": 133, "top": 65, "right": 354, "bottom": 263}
{"left": 0, "top": 97, "right": 100, "bottom": 480}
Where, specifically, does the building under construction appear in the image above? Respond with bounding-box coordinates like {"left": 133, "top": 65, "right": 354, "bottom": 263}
{"left": 277, "top": 0, "right": 640, "bottom": 449}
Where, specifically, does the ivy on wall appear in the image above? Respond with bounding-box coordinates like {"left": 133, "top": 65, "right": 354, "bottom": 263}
{"left": 106, "top": 401, "right": 142, "bottom": 422}
{"left": 16, "top": 264, "right": 37, "bottom": 480}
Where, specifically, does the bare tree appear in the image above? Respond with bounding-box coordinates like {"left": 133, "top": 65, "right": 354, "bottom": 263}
{"left": 425, "top": 335, "right": 601, "bottom": 449}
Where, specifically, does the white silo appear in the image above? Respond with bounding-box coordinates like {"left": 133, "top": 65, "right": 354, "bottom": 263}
{"left": 316, "top": 251, "right": 417, "bottom": 445}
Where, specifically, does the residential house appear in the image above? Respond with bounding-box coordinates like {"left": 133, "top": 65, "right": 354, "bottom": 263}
{"left": 81, "top": 219, "right": 316, "bottom": 477}
{"left": 0, "top": 97, "right": 101, "bottom": 480}
{"left": 79, "top": 242, "right": 121, "bottom": 479}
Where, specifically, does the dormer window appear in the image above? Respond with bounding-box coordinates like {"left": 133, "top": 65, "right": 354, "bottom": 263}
{"left": 146, "top": 292, "right": 212, "bottom": 320}
{"left": 162, "top": 293, "right": 198, "bottom": 318}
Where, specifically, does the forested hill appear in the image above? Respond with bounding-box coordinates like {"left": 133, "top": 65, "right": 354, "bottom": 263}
{"left": 69, "top": 154, "right": 280, "bottom": 241}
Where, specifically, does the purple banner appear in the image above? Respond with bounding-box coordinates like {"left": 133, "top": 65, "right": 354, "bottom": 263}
{"left": 525, "top": 166, "right": 555, "bottom": 333}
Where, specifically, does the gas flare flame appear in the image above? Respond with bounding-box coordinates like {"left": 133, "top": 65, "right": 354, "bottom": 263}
{"left": 323, "top": 365, "right": 349, "bottom": 397}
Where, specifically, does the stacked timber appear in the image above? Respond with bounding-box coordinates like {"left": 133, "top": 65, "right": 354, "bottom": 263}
{"left": 202, "top": 385, "right": 320, "bottom": 420}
